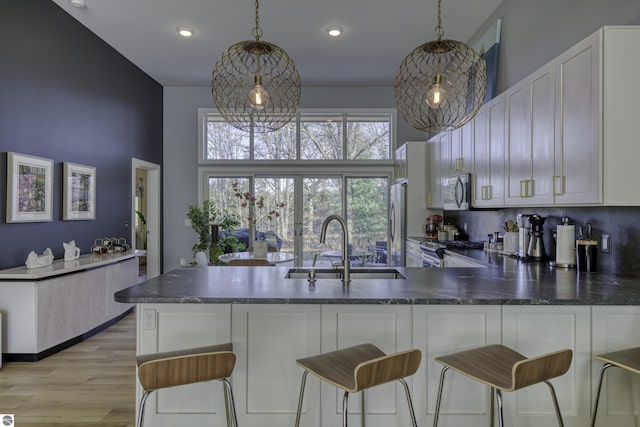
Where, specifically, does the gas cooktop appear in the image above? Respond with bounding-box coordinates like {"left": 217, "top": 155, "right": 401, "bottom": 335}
{"left": 420, "top": 240, "right": 484, "bottom": 251}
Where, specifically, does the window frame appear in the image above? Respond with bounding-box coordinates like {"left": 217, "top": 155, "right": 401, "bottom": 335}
{"left": 197, "top": 108, "right": 397, "bottom": 164}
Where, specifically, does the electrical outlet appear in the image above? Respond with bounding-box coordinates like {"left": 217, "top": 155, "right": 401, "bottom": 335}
{"left": 601, "top": 234, "right": 611, "bottom": 253}
{"left": 142, "top": 309, "right": 156, "bottom": 330}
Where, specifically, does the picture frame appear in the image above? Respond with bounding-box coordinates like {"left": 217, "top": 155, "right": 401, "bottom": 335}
{"left": 6, "top": 152, "right": 54, "bottom": 223}
{"left": 63, "top": 162, "right": 96, "bottom": 220}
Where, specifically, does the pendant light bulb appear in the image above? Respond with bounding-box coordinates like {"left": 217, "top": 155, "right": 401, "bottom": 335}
{"left": 426, "top": 74, "right": 447, "bottom": 109}
{"left": 248, "top": 75, "right": 270, "bottom": 110}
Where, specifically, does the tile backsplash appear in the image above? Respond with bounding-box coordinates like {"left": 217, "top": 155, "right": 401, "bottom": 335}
{"left": 445, "top": 207, "right": 640, "bottom": 277}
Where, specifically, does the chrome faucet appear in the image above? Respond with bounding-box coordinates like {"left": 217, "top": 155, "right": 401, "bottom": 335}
{"left": 319, "top": 214, "right": 350, "bottom": 283}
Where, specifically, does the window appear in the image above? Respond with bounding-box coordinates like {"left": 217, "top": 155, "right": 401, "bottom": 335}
{"left": 199, "top": 109, "right": 394, "bottom": 161}
{"left": 198, "top": 109, "right": 395, "bottom": 266}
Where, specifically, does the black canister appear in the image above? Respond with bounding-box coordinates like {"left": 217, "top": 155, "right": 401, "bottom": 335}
{"left": 576, "top": 240, "right": 598, "bottom": 272}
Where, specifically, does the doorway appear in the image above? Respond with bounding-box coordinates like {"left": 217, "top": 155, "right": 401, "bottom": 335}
{"left": 132, "top": 158, "right": 161, "bottom": 279}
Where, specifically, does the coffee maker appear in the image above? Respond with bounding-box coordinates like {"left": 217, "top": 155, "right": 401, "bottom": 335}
{"left": 527, "top": 215, "right": 547, "bottom": 260}
{"left": 424, "top": 215, "right": 442, "bottom": 241}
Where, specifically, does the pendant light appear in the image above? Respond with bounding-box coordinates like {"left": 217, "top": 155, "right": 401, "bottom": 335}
{"left": 395, "top": 0, "right": 486, "bottom": 133}
{"left": 211, "top": 0, "right": 301, "bottom": 133}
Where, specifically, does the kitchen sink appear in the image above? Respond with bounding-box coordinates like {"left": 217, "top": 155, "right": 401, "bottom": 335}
{"left": 285, "top": 268, "right": 406, "bottom": 280}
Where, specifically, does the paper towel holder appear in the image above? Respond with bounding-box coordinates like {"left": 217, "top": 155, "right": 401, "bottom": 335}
{"left": 549, "top": 216, "right": 577, "bottom": 268}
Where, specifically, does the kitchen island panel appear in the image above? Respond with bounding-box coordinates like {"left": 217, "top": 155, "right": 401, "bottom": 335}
{"left": 413, "top": 305, "right": 502, "bottom": 427}
{"left": 591, "top": 306, "right": 640, "bottom": 426}
{"left": 320, "top": 305, "right": 413, "bottom": 427}
{"left": 136, "top": 303, "right": 232, "bottom": 427}
{"left": 502, "top": 306, "right": 591, "bottom": 426}
{"left": 232, "top": 304, "right": 321, "bottom": 427}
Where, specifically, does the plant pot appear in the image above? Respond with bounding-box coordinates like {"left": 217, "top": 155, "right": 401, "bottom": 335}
{"left": 253, "top": 240, "right": 268, "bottom": 258}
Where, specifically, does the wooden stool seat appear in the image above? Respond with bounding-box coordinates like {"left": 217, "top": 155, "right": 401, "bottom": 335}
{"left": 295, "top": 343, "right": 421, "bottom": 427}
{"left": 433, "top": 344, "right": 572, "bottom": 426}
{"left": 591, "top": 346, "right": 640, "bottom": 426}
{"left": 136, "top": 343, "right": 238, "bottom": 427}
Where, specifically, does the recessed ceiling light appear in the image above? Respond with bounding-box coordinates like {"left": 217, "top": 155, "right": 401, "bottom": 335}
{"left": 70, "top": 0, "right": 86, "bottom": 9}
{"left": 326, "top": 26, "right": 343, "bottom": 37}
{"left": 177, "top": 27, "right": 194, "bottom": 37}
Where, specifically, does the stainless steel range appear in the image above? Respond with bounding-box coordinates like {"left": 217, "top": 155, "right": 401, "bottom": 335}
{"left": 419, "top": 240, "right": 484, "bottom": 268}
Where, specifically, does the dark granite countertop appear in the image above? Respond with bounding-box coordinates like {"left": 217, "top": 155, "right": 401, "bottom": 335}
{"left": 115, "top": 251, "right": 640, "bottom": 305}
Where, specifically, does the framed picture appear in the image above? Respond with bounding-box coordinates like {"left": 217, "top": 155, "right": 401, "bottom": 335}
{"left": 63, "top": 162, "right": 96, "bottom": 220}
{"left": 6, "top": 152, "right": 54, "bottom": 223}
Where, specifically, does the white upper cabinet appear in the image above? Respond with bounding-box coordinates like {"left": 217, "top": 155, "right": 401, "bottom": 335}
{"left": 602, "top": 27, "right": 640, "bottom": 205}
{"left": 505, "top": 62, "right": 555, "bottom": 206}
{"left": 553, "top": 30, "right": 601, "bottom": 205}
{"left": 426, "top": 135, "right": 443, "bottom": 208}
{"left": 451, "top": 121, "right": 473, "bottom": 174}
{"left": 473, "top": 95, "right": 505, "bottom": 207}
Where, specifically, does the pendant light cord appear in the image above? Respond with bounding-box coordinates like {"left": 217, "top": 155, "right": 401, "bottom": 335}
{"left": 434, "top": 0, "right": 444, "bottom": 41}
{"left": 252, "top": 0, "right": 263, "bottom": 41}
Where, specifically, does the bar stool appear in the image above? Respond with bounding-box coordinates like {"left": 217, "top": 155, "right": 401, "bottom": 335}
{"left": 136, "top": 343, "right": 238, "bottom": 427}
{"left": 433, "top": 344, "right": 572, "bottom": 427}
{"left": 294, "top": 343, "right": 421, "bottom": 427}
{"left": 591, "top": 346, "right": 640, "bottom": 427}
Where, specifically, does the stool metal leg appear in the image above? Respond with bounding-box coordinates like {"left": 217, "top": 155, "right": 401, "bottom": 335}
{"left": 295, "top": 370, "right": 310, "bottom": 427}
{"left": 361, "top": 390, "right": 365, "bottom": 427}
{"left": 432, "top": 366, "right": 449, "bottom": 427}
{"left": 398, "top": 378, "right": 418, "bottom": 427}
{"left": 221, "top": 378, "right": 239, "bottom": 427}
{"left": 544, "top": 380, "right": 564, "bottom": 427}
{"left": 495, "top": 389, "right": 504, "bottom": 427}
{"left": 591, "top": 363, "right": 614, "bottom": 427}
{"left": 343, "top": 391, "right": 350, "bottom": 427}
{"left": 137, "top": 390, "right": 152, "bottom": 427}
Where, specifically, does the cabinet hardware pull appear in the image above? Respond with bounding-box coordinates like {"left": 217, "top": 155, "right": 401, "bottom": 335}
{"left": 553, "top": 175, "right": 563, "bottom": 195}
{"left": 520, "top": 180, "right": 527, "bottom": 198}
{"left": 427, "top": 193, "right": 432, "bottom": 204}
{"left": 455, "top": 158, "right": 463, "bottom": 171}
{"left": 527, "top": 179, "right": 533, "bottom": 198}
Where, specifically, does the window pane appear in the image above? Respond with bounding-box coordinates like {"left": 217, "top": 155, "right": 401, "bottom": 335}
{"left": 208, "top": 177, "right": 249, "bottom": 227}
{"left": 205, "top": 119, "right": 250, "bottom": 160}
{"left": 346, "top": 177, "right": 389, "bottom": 254}
{"left": 302, "top": 177, "right": 342, "bottom": 266}
{"left": 300, "top": 114, "right": 343, "bottom": 160}
{"left": 254, "top": 123, "right": 297, "bottom": 160}
{"left": 346, "top": 114, "right": 391, "bottom": 159}
{"left": 254, "top": 177, "right": 294, "bottom": 252}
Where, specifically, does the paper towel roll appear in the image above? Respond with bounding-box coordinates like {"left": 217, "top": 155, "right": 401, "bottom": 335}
{"left": 556, "top": 225, "right": 576, "bottom": 266}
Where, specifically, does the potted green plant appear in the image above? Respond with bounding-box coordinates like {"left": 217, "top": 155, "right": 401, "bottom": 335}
{"left": 187, "top": 200, "right": 243, "bottom": 265}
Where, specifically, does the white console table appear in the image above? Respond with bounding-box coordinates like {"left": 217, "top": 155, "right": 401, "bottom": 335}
{"left": 0, "top": 251, "right": 140, "bottom": 361}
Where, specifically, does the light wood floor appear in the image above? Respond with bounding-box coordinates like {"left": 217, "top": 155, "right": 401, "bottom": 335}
{"left": 0, "top": 313, "right": 136, "bottom": 427}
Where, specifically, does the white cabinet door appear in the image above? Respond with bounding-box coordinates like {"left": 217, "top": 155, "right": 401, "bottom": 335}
{"left": 413, "top": 306, "right": 501, "bottom": 427}
{"left": 502, "top": 306, "right": 591, "bottom": 427}
{"left": 529, "top": 63, "right": 555, "bottom": 205}
{"left": 321, "top": 305, "right": 413, "bottom": 427}
{"left": 451, "top": 124, "right": 473, "bottom": 174}
{"left": 136, "top": 303, "right": 233, "bottom": 427}
{"left": 554, "top": 30, "right": 601, "bottom": 205}
{"left": 439, "top": 130, "right": 453, "bottom": 178}
{"left": 426, "top": 137, "right": 442, "bottom": 207}
{"left": 473, "top": 96, "right": 505, "bottom": 207}
{"left": 405, "top": 239, "right": 423, "bottom": 267}
{"left": 232, "top": 304, "right": 322, "bottom": 427}
{"left": 505, "top": 80, "right": 531, "bottom": 206}
{"left": 591, "top": 306, "right": 640, "bottom": 427}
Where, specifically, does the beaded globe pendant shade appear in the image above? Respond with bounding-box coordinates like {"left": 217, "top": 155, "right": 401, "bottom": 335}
{"left": 395, "top": 0, "right": 486, "bottom": 133}
{"left": 211, "top": 0, "right": 301, "bottom": 133}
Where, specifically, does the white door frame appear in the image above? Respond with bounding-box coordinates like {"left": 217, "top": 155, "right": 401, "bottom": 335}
{"left": 132, "top": 158, "right": 161, "bottom": 279}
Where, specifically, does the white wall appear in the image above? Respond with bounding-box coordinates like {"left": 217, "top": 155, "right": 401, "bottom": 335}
{"left": 162, "top": 86, "right": 426, "bottom": 271}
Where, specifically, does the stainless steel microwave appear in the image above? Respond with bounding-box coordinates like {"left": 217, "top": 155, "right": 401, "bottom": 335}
{"left": 442, "top": 173, "right": 472, "bottom": 210}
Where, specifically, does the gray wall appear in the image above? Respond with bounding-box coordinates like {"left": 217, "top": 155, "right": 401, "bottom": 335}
{"left": 469, "top": 0, "right": 640, "bottom": 94}
{"left": 0, "top": 1, "right": 163, "bottom": 269}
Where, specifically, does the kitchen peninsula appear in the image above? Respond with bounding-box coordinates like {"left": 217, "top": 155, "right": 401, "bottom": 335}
{"left": 116, "top": 257, "right": 640, "bottom": 427}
